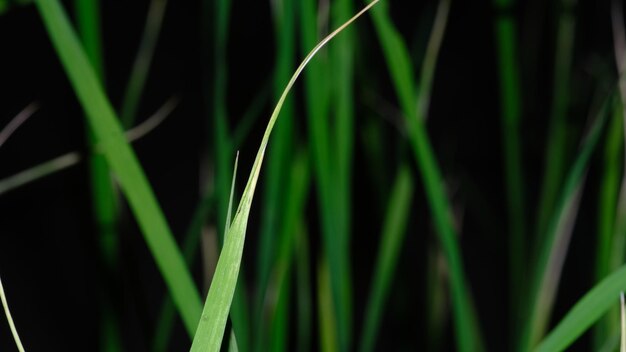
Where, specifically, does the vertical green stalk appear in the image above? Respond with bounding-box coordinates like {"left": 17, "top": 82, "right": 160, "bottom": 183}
{"left": 493, "top": 0, "right": 526, "bottom": 333}
{"left": 369, "top": 1, "right": 483, "bottom": 351}
{"left": 209, "top": 0, "right": 233, "bottom": 240}
{"left": 520, "top": 94, "right": 611, "bottom": 352}
{"left": 359, "top": 165, "right": 414, "bottom": 352}
{"left": 255, "top": 0, "right": 296, "bottom": 348}
{"left": 594, "top": 98, "right": 624, "bottom": 349}
{"left": 120, "top": 0, "right": 168, "bottom": 129}
{"left": 265, "top": 151, "right": 310, "bottom": 350}
{"left": 296, "top": 225, "right": 312, "bottom": 352}
{"left": 300, "top": 0, "right": 346, "bottom": 350}
{"left": 330, "top": 0, "right": 355, "bottom": 347}
{"left": 152, "top": 194, "right": 215, "bottom": 352}
{"left": 74, "top": 1, "right": 122, "bottom": 351}
{"left": 535, "top": 0, "right": 577, "bottom": 240}
{"left": 318, "top": 258, "right": 339, "bottom": 352}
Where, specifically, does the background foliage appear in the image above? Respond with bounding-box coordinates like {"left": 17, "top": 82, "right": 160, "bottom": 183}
{"left": 0, "top": 0, "right": 625, "bottom": 351}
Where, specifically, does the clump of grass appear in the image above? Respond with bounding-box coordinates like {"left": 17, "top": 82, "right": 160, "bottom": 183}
{"left": 5, "top": 0, "right": 626, "bottom": 351}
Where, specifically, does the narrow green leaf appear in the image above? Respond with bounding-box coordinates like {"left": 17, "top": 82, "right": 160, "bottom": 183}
{"left": 35, "top": 0, "right": 202, "bottom": 334}
{"left": 225, "top": 152, "right": 239, "bottom": 235}
{"left": 0, "top": 276, "right": 25, "bottom": 352}
{"left": 255, "top": 1, "right": 296, "bottom": 345}
{"left": 493, "top": 0, "right": 526, "bottom": 328}
{"left": 74, "top": 2, "right": 122, "bottom": 350}
{"left": 521, "top": 93, "right": 611, "bottom": 352}
{"left": 189, "top": 2, "right": 379, "bottom": 350}
{"left": 535, "top": 2, "right": 577, "bottom": 242}
{"left": 152, "top": 193, "right": 215, "bottom": 352}
{"left": 120, "top": 0, "right": 168, "bottom": 128}
{"left": 360, "top": 164, "right": 414, "bottom": 352}
{"left": 535, "top": 265, "right": 626, "bottom": 352}
{"left": 266, "top": 151, "right": 310, "bottom": 350}
{"left": 296, "top": 226, "right": 312, "bottom": 352}
{"left": 619, "top": 291, "right": 626, "bottom": 352}
{"left": 369, "top": 2, "right": 483, "bottom": 351}
{"left": 318, "top": 259, "right": 338, "bottom": 352}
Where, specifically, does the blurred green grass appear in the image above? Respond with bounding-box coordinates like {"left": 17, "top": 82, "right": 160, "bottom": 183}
{"left": 3, "top": 0, "right": 626, "bottom": 351}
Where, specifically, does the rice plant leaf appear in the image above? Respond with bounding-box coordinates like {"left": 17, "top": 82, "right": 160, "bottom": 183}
{"left": 152, "top": 193, "right": 215, "bottom": 352}
{"left": 120, "top": 0, "right": 168, "bottom": 128}
{"left": 299, "top": 0, "right": 347, "bottom": 349}
{"left": 619, "top": 291, "right": 626, "bottom": 352}
{"left": 0, "top": 98, "right": 176, "bottom": 197}
{"left": 534, "top": 265, "right": 626, "bottom": 352}
{"left": 535, "top": 4, "right": 577, "bottom": 246}
{"left": 369, "top": 2, "right": 483, "bottom": 351}
{"left": 188, "top": 2, "right": 379, "bottom": 351}
{"left": 0, "top": 276, "right": 25, "bottom": 352}
{"left": 0, "top": 103, "right": 39, "bottom": 149}
{"left": 225, "top": 151, "right": 239, "bottom": 235}
{"left": 521, "top": 93, "right": 611, "bottom": 352}
{"left": 493, "top": 0, "right": 526, "bottom": 324}
{"left": 359, "top": 164, "right": 414, "bottom": 352}
{"left": 35, "top": 0, "right": 202, "bottom": 334}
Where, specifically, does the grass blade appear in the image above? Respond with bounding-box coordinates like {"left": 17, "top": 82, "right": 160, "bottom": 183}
{"left": 0, "top": 276, "right": 25, "bottom": 352}
{"left": 535, "top": 265, "right": 626, "bottom": 352}
{"left": 330, "top": 1, "right": 356, "bottom": 346}
{"left": 299, "top": 0, "right": 338, "bottom": 348}
{"left": 318, "top": 258, "right": 338, "bottom": 352}
{"left": 120, "top": 0, "right": 168, "bottom": 128}
{"left": 255, "top": 0, "right": 296, "bottom": 346}
{"left": 152, "top": 193, "right": 215, "bottom": 352}
{"left": 359, "top": 164, "right": 414, "bottom": 352}
{"left": 521, "top": 92, "right": 611, "bottom": 351}
{"left": 265, "top": 150, "right": 310, "bottom": 350}
{"left": 296, "top": 225, "right": 312, "bottom": 352}
{"left": 534, "top": 0, "right": 577, "bottom": 240}
{"left": 0, "top": 99, "right": 176, "bottom": 197}
{"left": 35, "top": 0, "right": 202, "bottom": 334}
{"left": 369, "top": 2, "right": 483, "bottom": 350}
{"left": 594, "top": 95, "right": 623, "bottom": 346}
{"left": 189, "top": 2, "right": 379, "bottom": 350}
{"left": 74, "top": 2, "right": 123, "bottom": 350}
{"left": 619, "top": 291, "right": 626, "bottom": 352}
{"left": 0, "top": 103, "right": 39, "bottom": 149}
{"left": 493, "top": 0, "right": 526, "bottom": 328}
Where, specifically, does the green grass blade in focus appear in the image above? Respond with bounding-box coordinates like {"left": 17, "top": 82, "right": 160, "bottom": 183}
{"left": 0, "top": 276, "right": 25, "bottom": 352}
{"left": 535, "top": 265, "right": 626, "bottom": 352}
{"left": 35, "top": 0, "right": 202, "bottom": 334}
{"left": 189, "top": 3, "right": 379, "bottom": 350}
{"left": 359, "top": 165, "right": 413, "bottom": 352}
